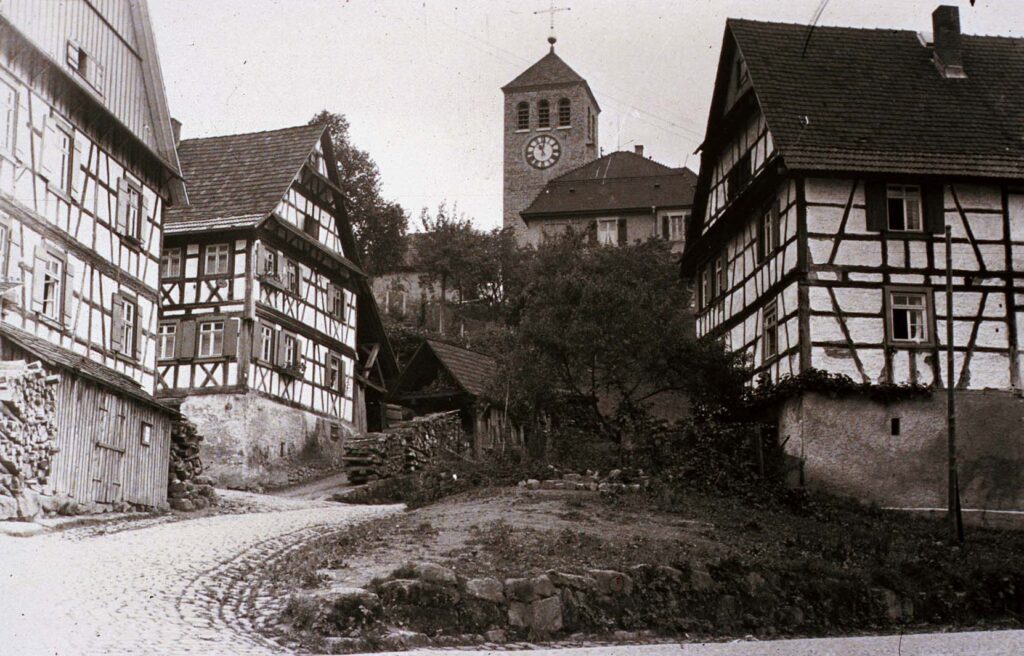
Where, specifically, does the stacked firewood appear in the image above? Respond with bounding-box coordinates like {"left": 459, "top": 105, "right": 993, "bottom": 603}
{"left": 343, "top": 411, "right": 468, "bottom": 484}
{"left": 167, "top": 417, "right": 217, "bottom": 511}
{"left": 0, "top": 360, "right": 60, "bottom": 494}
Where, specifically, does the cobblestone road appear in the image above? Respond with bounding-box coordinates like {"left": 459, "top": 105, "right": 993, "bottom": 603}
{"left": 0, "top": 494, "right": 401, "bottom": 655}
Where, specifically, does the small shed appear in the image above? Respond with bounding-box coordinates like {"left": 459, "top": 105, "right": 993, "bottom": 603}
{"left": 391, "top": 339, "right": 522, "bottom": 455}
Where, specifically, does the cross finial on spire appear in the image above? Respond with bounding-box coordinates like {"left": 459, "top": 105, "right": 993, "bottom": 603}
{"left": 534, "top": 1, "right": 570, "bottom": 52}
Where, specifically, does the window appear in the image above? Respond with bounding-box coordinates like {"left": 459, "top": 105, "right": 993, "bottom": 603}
{"left": 736, "top": 57, "right": 749, "bottom": 87}
{"left": 158, "top": 323, "right": 176, "bottom": 360}
{"left": 758, "top": 203, "right": 779, "bottom": 262}
{"left": 161, "top": 248, "right": 181, "bottom": 278}
{"left": 888, "top": 289, "right": 931, "bottom": 344}
{"left": 668, "top": 214, "right": 685, "bottom": 241}
{"left": 516, "top": 102, "right": 529, "bottom": 130}
{"left": 116, "top": 297, "right": 136, "bottom": 357}
{"left": 0, "top": 79, "right": 15, "bottom": 155}
{"left": 284, "top": 259, "right": 300, "bottom": 294}
{"left": 204, "top": 243, "right": 229, "bottom": 275}
{"left": 283, "top": 333, "right": 298, "bottom": 367}
{"left": 51, "top": 125, "right": 73, "bottom": 194}
{"left": 39, "top": 255, "right": 63, "bottom": 321}
{"left": 715, "top": 256, "right": 727, "bottom": 295}
{"left": 587, "top": 108, "right": 594, "bottom": 142}
{"left": 0, "top": 222, "right": 9, "bottom": 276}
{"left": 700, "top": 266, "right": 711, "bottom": 309}
{"left": 302, "top": 214, "right": 319, "bottom": 239}
{"left": 331, "top": 285, "right": 344, "bottom": 320}
{"left": 66, "top": 40, "right": 104, "bottom": 94}
{"left": 597, "top": 219, "right": 617, "bottom": 246}
{"left": 259, "top": 325, "right": 274, "bottom": 362}
{"left": 887, "top": 185, "right": 923, "bottom": 232}
{"left": 140, "top": 422, "right": 152, "bottom": 447}
{"left": 558, "top": 98, "right": 571, "bottom": 127}
{"left": 538, "top": 99, "right": 550, "bottom": 128}
{"left": 763, "top": 301, "right": 778, "bottom": 358}
{"left": 263, "top": 248, "right": 279, "bottom": 277}
{"left": 198, "top": 321, "right": 225, "bottom": 357}
{"left": 327, "top": 354, "right": 343, "bottom": 392}
{"left": 116, "top": 178, "right": 143, "bottom": 241}
{"left": 727, "top": 151, "right": 751, "bottom": 201}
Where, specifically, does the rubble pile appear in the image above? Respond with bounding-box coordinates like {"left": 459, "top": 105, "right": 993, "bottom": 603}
{"left": 167, "top": 417, "right": 218, "bottom": 511}
{"left": 517, "top": 467, "right": 651, "bottom": 494}
{"left": 344, "top": 412, "right": 468, "bottom": 485}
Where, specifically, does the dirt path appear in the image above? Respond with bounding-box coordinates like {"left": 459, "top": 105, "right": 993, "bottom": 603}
{"left": 271, "top": 471, "right": 352, "bottom": 501}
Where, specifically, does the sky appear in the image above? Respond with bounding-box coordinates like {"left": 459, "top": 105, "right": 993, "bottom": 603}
{"left": 149, "top": 0, "right": 1023, "bottom": 231}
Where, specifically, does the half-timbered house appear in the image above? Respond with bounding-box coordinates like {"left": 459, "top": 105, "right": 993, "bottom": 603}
{"left": 682, "top": 6, "right": 1024, "bottom": 510}
{"left": 158, "top": 124, "right": 397, "bottom": 485}
{"left": 0, "top": 1, "right": 181, "bottom": 508}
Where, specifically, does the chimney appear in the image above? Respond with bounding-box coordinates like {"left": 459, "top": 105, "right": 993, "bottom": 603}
{"left": 932, "top": 5, "right": 966, "bottom": 78}
{"left": 634, "top": 144, "right": 644, "bottom": 157}
{"left": 171, "top": 117, "right": 182, "bottom": 147}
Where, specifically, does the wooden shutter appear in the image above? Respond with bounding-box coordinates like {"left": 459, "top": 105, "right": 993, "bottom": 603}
{"left": 864, "top": 180, "right": 888, "bottom": 232}
{"left": 617, "top": 219, "right": 627, "bottom": 246}
{"left": 39, "top": 116, "right": 56, "bottom": 179}
{"left": 133, "top": 302, "right": 142, "bottom": 360}
{"left": 66, "top": 40, "right": 81, "bottom": 69}
{"left": 923, "top": 183, "right": 945, "bottom": 234}
{"left": 756, "top": 212, "right": 766, "bottom": 261}
{"left": 110, "top": 293, "right": 124, "bottom": 353}
{"left": 177, "top": 319, "right": 196, "bottom": 359}
{"left": 31, "top": 244, "right": 46, "bottom": 313}
{"left": 771, "top": 199, "right": 781, "bottom": 250}
{"left": 222, "top": 318, "right": 238, "bottom": 357}
{"left": 254, "top": 241, "right": 265, "bottom": 276}
{"left": 276, "top": 329, "right": 289, "bottom": 366}
{"left": 70, "top": 138, "right": 85, "bottom": 200}
{"left": 139, "top": 195, "right": 149, "bottom": 242}
{"left": 114, "top": 178, "right": 129, "bottom": 235}
{"left": 588, "top": 221, "right": 598, "bottom": 245}
{"left": 63, "top": 258, "right": 74, "bottom": 325}
{"left": 14, "top": 95, "right": 29, "bottom": 164}
{"left": 252, "top": 319, "right": 263, "bottom": 361}
{"left": 662, "top": 216, "right": 670, "bottom": 239}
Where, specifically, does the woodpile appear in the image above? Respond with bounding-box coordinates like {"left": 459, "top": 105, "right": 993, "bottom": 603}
{"left": 344, "top": 411, "right": 468, "bottom": 485}
{"left": 167, "top": 417, "right": 217, "bottom": 511}
{"left": 0, "top": 360, "right": 60, "bottom": 494}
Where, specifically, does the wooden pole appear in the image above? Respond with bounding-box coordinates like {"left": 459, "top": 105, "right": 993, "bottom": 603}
{"left": 945, "top": 225, "right": 963, "bottom": 543}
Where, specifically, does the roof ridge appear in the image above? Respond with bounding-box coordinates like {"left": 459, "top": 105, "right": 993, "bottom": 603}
{"left": 728, "top": 16, "right": 1024, "bottom": 43}
{"left": 426, "top": 338, "right": 498, "bottom": 360}
{"left": 178, "top": 123, "right": 324, "bottom": 147}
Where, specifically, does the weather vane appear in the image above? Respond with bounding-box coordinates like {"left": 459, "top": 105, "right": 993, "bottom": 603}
{"left": 534, "top": 0, "right": 570, "bottom": 51}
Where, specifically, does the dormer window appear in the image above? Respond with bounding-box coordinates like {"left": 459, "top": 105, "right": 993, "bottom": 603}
{"left": 886, "top": 185, "right": 923, "bottom": 232}
{"left": 538, "top": 99, "right": 551, "bottom": 128}
{"left": 66, "top": 40, "right": 104, "bottom": 95}
{"left": 516, "top": 102, "right": 529, "bottom": 130}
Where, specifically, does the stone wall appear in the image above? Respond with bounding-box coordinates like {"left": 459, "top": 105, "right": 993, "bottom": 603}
{"left": 343, "top": 411, "right": 468, "bottom": 484}
{"left": 181, "top": 392, "right": 355, "bottom": 488}
{"left": 779, "top": 389, "right": 1024, "bottom": 510}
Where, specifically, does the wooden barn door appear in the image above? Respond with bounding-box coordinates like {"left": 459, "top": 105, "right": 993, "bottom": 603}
{"left": 90, "top": 393, "right": 126, "bottom": 503}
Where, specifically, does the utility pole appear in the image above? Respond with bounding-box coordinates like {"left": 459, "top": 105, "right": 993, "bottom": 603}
{"left": 945, "top": 225, "right": 964, "bottom": 543}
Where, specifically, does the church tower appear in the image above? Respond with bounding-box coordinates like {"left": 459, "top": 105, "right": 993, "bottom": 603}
{"left": 502, "top": 37, "right": 600, "bottom": 240}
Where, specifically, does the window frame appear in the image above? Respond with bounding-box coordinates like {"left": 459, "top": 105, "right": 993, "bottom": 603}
{"left": 161, "top": 248, "right": 182, "bottom": 278}
{"left": 283, "top": 333, "right": 298, "bottom": 368}
{"left": 330, "top": 285, "right": 345, "bottom": 321}
{"left": 884, "top": 286, "right": 934, "bottom": 347}
{"left": 284, "top": 258, "right": 301, "bottom": 295}
{"left": 116, "top": 295, "right": 137, "bottom": 358}
{"left": 258, "top": 324, "right": 275, "bottom": 363}
{"left": 0, "top": 78, "right": 16, "bottom": 157}
{"left": 327, "top": 353, "right": 344, "bottom": 393}
{"left": 123, "top": 179, "right": 144, "bottom": 241}
{"left": 596, "top": 218, "right": 618, "bottom": 246}
{"left": 537, "top": 99, "right": 551, "bottom": 129}
{"left": 203, "top": 243, "right": 230, "bottom": 277}
{"left": 51, "top": 123, "right": 74, "bottom": 196}
{"left": 886, "top": 184, "right": 924, "bottom": 233}
{"left": 157, "top": 322, "right": 177, "bottom": 361}
{"left": 557, "top": 98, "right": 571, "bottom": 127}
{"left": 763, "top": 300, "right": 779, "bottom": 360}
{"left": 516, "top": 101, "right": 530, "bottom": 131}
{"left": 668, "top": 214, "right": 685, "bottom": 242}
{"left": 39, "top": 253, "right": 64, "bottom": 323}
{"left": 302, "top": 213, "right": 320, "bottom": 240}
{"left": 197, "top": 320, "right": 225, "bottom": 358}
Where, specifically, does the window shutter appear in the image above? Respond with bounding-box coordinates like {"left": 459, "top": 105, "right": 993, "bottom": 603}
{"left": 39, "top": 117, "right": 56, "bottom": 179}
{"left": 14, "top": 96, "right": 29, "bottom": 164}
{"left": 62, "top": 258, "right": 74, "bottom": 325}
{"left": 772, "top": 199, "right": 781, "bottom": 250}
{"left": 66, "top": 40, "right": 81, "bottom": 70}
{"left": 70, "top": 138, "right": 85, "bottom": 200}
{"left": 588, "top": 221, "right": 598, "bottom": 245}
{"left": 31, "top": 245, "right": 46, "bottom": 313}
{"left": 139, "top": 195, "right": 149, "bottom": 242}
{"left": 254, "top": 241, "right": 266, "bottom": 275}
{"left": 662, "top": 216, "right": 669, "bottom": 240}
{"left": 223, "top": 318, "right": 238, "bottom": 357}
{"left": 923, "top": 183, "right": 945, "bottom": 234}
{"left": 177, "top": 319, "right": 196, "bottom": 359}
{"left": 110, "top": 293, "right": 124, "bottom": 353}
{"left": 864, "top": 180, "right": 888, "bottom": 232}
{"left": 115, "top": 178, "right": 129, "bottom": 235}
{"left": 756, "top": 213, "right": 766, "bottom": 261}
{"left": 276, "top": 329, "right": 288, "bottom": 366}
{"left": 133, "top": 303, "right": 142, "bottom": 360}
{"left": 92, "top": 61, "right": 105, "bottom": 94}
{"left": 617, "top": 219, "right": 627, "bottom": 246}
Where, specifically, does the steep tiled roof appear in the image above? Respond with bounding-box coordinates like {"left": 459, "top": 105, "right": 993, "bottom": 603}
{"left": 729, "top": 19, "right": 1024, "bottom": 178}
{"left": 522, "top": 151, "right": 697, "bottom": 218}
{"left": 425, "top": 340, "right": 496, "bottom": 398}
{"left": 504, "top": 50, "right": 585, "bottom": 89}
{"left": 166, "top": 124, "right": 325, "bottom": 226}
{"left": 0, "top": 323, "right": 171, "bottom": 411}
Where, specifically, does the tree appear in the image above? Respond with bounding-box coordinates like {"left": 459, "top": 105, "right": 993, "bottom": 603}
{"left": 309, "top": 111, "right": 408, "bottom": 273}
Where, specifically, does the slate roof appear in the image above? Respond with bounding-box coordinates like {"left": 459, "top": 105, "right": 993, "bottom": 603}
{"left": 0, "top": 323, "right": 171, "bottom": 411}
{"left": 424, "top": 340, "right": 497, "bottom": 398}
{"left": 166, "top": 124, "right": 326, "bottom": 226}
{"left": 521, "top": 151, "right": 697, "bottom": 218}
{"left": 728, "top": 19, "right": 1024, "bottom": 178}
{"left": 503, "top": 48, "right": 600, "bottom": 111}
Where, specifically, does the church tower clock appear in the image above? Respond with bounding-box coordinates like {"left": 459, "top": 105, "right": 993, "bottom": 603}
{"left": 502, "top": 37, "right": 600, "bottom": 241}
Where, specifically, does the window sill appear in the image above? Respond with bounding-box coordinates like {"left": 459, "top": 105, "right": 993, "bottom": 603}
{"left": 536, "top": 126, "right": 552, "bottom": 131}
{"left": 515, "top": 129, "right": 530, "bottom": 134}
{"left": 36, "top": 313, "right": 63, "bottom": 331}
{"left": 113, "top": 351, "right": 139, "bottom": 366}
{"left": 555, "top": 125, "right": 572, "bottom": 130}
{"left": 195, "top": 354, "right": 228, "bottom": 361}
{"left": 885, "top": 340, "right": 934, "bottom": 350}
{"left": 119, "top": 235, "right": 144, "bottom": 252}
{"left": 879, "top": 230, "right": 931, "bottom": 240}
{"left": 46, "top": 183, "right": 72, "bottom": 203}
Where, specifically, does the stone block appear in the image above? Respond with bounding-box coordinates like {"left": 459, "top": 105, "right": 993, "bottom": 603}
{"left": 587, "top": 569, "right": 633, "bottom": 596}
{"left": 191, "top": 495, "right": 209, "bottom": 511}
{"left": 548, "top": 571, "right": 597, "bottom": 591}
{"left": 15, "top": 490, "right": 41, "bottom": 520}
{"left": 540, "top": 480, "right": 558, "bottom": 490}
{"left": 484, "top": 628, "right": 507, "bottom": 643}
{"left": 413, "top": 561, "right": 458, "bottom": 586}
{"left": 168, "top": 481, "right": 187, "bottom": 498}
{"left": 378, "top": 579, "right": 459, "bottom": 606}
{"left": 529, "top": 595, "right": 563, "bottom": 633}
{"left": 655, "top": 565, "right": 684, "bottom": 584}
{"left": 0, "top": 495, "right": 17, "bottom": 520}
{"left": 169, "top": 498, "right": 194, "bottom": 512}
{"left": 505, "top": 574, "right": 555, "bottom": 602}
{"left": 563, "top": 473, "right": 582, "bottom": 482}
{"left": 508, "top": 600, "right": 529, "bottom": 627}
{"left": 465, "top": 577, "right": 505, "bottom": 603}
{"left": 688, "top": 566, "right": 715, "bottom": 592}
{"left": 526, "top": 479, "right": 541, "bottom": 490}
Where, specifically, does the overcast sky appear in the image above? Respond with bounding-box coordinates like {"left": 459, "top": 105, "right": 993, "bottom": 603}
{"left": 149, "top": 0, "right": 1021, "bottom": 231}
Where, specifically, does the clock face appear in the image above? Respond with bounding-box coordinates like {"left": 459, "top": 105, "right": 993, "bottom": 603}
{"left": 525, "top": 135, "right": 562, "bottom": 170}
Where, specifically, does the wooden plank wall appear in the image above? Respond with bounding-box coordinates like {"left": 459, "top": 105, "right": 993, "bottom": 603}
{"left": 1, "top": 338, "right": 171, "bottom": 507}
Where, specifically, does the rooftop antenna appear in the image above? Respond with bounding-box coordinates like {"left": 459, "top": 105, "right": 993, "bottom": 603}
{"left": 534, "top": 0, "right": 570, "bottom": 52}
{"left": 801, "top": 0, "right": 831, "bottom": 58}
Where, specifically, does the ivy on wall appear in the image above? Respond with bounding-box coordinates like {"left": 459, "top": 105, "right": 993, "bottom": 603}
{"left": 746, "top": 368, "right": 934, "bottom": 409}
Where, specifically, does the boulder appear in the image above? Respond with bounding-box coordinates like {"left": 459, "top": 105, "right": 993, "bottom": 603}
{"left": 38, "top": 493, "right": 62, "bottom": 514}
{"left": 655, "top": 565, "right": 684, "bottom": 585}
{"left": 540, "top": 480, "right": 559, "bottom": 490}
{"left": 168, "top": 481, "right": 187, "bottom": 498}
{"left": 526, "top": 479, "right": 541, "bottom": 490}
{"left": 191, "top": 496, "right": 209, "bottom": 511}
{"left": 378, "top": 578, "right": 459, "bottom": 606}
{"left": 413, "top": 561, "right": 458, "bottom": 586}
{"left": 510, "top": 596, "right": 563, "bottom": 633}
{"left": 548, "top": 571, "right": 597, "bottom": 592}
{"left": 169, "top": 498, "right": 194, "bottom": 512}
{"left": 687, "top": 566, "right": 715, "bottom": 592}
{"left": 15, "top": 489, "right": 41, "bottom": 520}
{"left": 587, "top": 569, "right": 633, "bottom": 596}
{"left": 381, "top": 630, "right": 430, "bottom": 650}
{"left": 0, "top": 494, "right": 17, "bottom": 520}
{"left": 57, "top": 499, "right": 81, "bottom": 516}
{"left": 196, "top": 484, "right": 217, "bottom": 498}
{"left": 465, "top": 577, "right": 505, "bottom": 603}
{"left": 505, "top": 574, "right": 556, "bottom": 602}
{"left": 484, "top": 628, "right": 507, "bottom": 643}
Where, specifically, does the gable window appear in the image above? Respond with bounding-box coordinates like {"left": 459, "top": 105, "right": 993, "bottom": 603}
{"left": 302, "top": 213, "right": 319, "bottom": 239}
{"left": 668, "top": 214, "right": 685, "bottom": 241}
{"left": 763, "top": 301, "right": 778, "bottom": 359}
{"left": 597, "top": 219, "right": 617, "bottom": 246}
{"left": 198, "top": 321, "right": 225, "bottom": 358}
{"left": 538, "top": 99, "right": 550, "bottom": 128}
{"left": 39, "top": 254, "right": 63, "bottom": 321}
{"left": 204, "top": 243, "right": 230, "bottom": 275}
{"left": 727, "top": 151, "right": 751, "bottom": 201}
{"left": 66, "top": 40, "right": 104, "bottom": 94}
{"left": 327, "top": 354, "right": 343, "bottom": 392}
{"left": 0, "top": 80, "right": 15, "bottom": 156}
{"left": 259, "top": 325, "right": 275, "bottom": 362}
{"left": 887, "top": 288, "right": 932, "bottom": 345}
{"left": 330, "top": 285, "right": 344, "bottom": 320}
{"left": 158, "top": 323, "right": 176, "bottom": 360}
{"left": 113, "top": 295, "right": 137, "bottom": 357}
{"left": 263, "top": 248, "right": 279, "bottom": 277}
{"left": 115, "top": 178, "right": 144, "bottom": 242}
{"left": 736, "top": 57, "right": 749, "bottom": 88}
{"left": 516, "top": 102, "right": 529, "bottom": 130}
{"left": 887, "top": 185, "right": 923, "bottom": 232}
{"left": 558, "top": 98, "right": 571, "bottom": 127}
{"left": 284, "top": 259, "right": 300, "bottom": 294}
{"left": 161, "top": 248, "right": 181, "bottom": 278}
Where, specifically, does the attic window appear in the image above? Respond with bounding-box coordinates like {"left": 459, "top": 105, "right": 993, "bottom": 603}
{"left": 654, "top": 183, "right": 661, "bottom": 189}
{"left": 736, "top": 57, "right": 749, "bottom": 87}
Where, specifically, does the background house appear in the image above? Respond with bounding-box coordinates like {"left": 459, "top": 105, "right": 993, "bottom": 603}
{"left": 682, "top": 5, "right": 1024, "bottom": 510}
